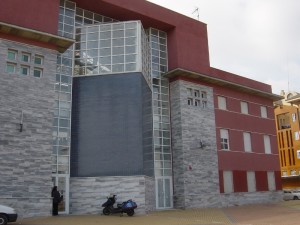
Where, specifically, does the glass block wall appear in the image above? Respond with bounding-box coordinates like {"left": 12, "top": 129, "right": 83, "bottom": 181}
{"left": 52, "top": 0, "right": 76, "bottom": 175}
{"left": 148, "top": 28, "right": 172, "bottom": 178}
{"left": 74, "top": 21, "right": 151, "bottom": 85}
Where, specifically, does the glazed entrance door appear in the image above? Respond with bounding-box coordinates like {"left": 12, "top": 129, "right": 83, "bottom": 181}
{"left": 156, "top": 177, "right": 173, "bottom": 209}
{"left": 52, "top": 175, "right": 69, "bottom": 214}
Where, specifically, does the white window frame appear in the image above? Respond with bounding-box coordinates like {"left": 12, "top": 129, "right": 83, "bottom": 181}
{"left": 264, "top": 135, "right": 271, "bottom": 154}
{"left": 33, "top": 68, "right": 43, "bottom": 78}
{"left": 223, "top": 171, "right": 234, "bottom": 193}
{"left": 241, "top": 101, "right": 249, "bottom": 114}
{"left": 260, "top": 106, "right": 268, "bottom": 118}
{"left": 243, "top": 132, "right": 252, "bottom": 152}
{"left": 20, "top": 65, "right": 30, "bottom": 76}
{"left": 21, "top": 52, "right": 31, "bottom": 63}
{"left": 34, "top": 55, "right": 44, "bottom": 65}
{"left": 6, "top": 63, "right": 16, "bottom": 73}
{"left": 218, "top": 96, "right": 227, "bottom": 110}
{"left": 220, "top": 129, "right": 229, "bottom": 150}
{"left": 7, "top": 49, "right": 17, "bottom": 60}
{"left": 247, "top": 171, "right": 256, "bottom": 192}
{"left": 267, "top": 171, "right": 276, "bottom": 191}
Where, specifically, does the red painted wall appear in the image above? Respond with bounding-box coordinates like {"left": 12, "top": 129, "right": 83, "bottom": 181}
{"left": 0, "top": 0, "right": 60, "bottom": 35}
{"left": 211, "top": 68, "right": 272, "bottom": 93}
{"left": 255, "top": 171, "right": 268, "bottom": 191}
{"left": 233, "top": 171, "right": 248, "bottom": 192}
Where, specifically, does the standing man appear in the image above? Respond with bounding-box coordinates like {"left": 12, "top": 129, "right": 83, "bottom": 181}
{"left": 51, "top": 186, "right": 61, "bottom": 216}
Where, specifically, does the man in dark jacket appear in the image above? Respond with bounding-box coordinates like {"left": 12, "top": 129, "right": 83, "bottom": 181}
{"left": 51, "top": 186, "right": 61, "bottom": 216}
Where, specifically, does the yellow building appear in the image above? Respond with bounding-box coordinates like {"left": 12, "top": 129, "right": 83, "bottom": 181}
{"left": 274, "top": 92, "right": 300, "bottom": 189}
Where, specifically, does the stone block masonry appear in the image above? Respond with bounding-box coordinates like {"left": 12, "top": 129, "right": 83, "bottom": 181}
{"left": 0, "top": 39, "right": 57, "bottom": 218}
{"left": 70, "top": 176, "right": 155, "bottom": 215}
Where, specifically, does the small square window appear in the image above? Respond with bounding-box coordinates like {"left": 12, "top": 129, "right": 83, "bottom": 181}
{"left": 187, "top": 88, "right": 193, "bottom": 96}
{"left": 8, "top": 50, "right": 17, "bottom": 60}
{"left": 33, "top": 68, "right": 43, "bottom": 78}
{"left": 6, "top": 63, "right": 16, "bottom": 73}
{"left": 195, "top": 99, "right": 201, "bottom": 106}
{"left": 21, "top": 53, "right": 31, "bottom": 62}
{"left": 20, "top": 65, "right": 30, "bottom": 75}
{"left": 187, "top": 98, "right": 193, "bottom": 106}
{"left": 201, "top": 91, "right": 207, "bottom": 99}
{"left": 194, "top": 90, "right": 200, "bottom": 97}
{"left": 34, "top": 55, "right": 44, "bottom": 65}
{"left": 202, "top": 100, "right": 207, "bottom": 108}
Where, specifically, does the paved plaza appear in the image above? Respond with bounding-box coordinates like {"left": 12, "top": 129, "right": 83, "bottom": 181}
{"left": 18, "top": 201, "right": 300, "bottom": 225}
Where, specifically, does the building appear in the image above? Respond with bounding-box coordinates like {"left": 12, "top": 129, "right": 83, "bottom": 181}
{"left": 274, "top": 91, "right": 300, "bottom": 189}
{"left": 0, "top": 0, "right": 283, "bottom": 218}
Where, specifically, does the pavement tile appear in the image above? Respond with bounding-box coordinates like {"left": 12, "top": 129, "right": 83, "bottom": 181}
{"left": 17, "top": 201, "right": 300, "bottom": 225}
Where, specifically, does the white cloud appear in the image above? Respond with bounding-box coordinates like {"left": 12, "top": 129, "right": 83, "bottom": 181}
{"left": 148, "top": 0, "right": 300, "bottom": 94}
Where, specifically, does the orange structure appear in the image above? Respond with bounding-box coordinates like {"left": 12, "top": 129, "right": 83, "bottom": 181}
{"left": 275, "top": 92, "right": 300, "bottom": 189}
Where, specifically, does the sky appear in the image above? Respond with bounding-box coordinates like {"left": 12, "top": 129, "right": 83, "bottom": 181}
{"left": 147, "top": 0, "right": 300, "bottom": 95}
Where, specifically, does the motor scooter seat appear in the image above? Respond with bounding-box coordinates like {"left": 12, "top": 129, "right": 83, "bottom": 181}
{"left": 117, "top": 203, "right": 123, "bottom": 208}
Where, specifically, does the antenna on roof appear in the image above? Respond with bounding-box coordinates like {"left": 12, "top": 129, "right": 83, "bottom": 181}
{"left": 192, "top": 7, "right": 200, "bottom": 21}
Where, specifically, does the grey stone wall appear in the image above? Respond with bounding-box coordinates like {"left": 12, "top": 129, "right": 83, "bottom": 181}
{"left": 70, "top": 176, "right": 154, "bottom": 215}
{"left": 145, "top": 176, "right": 156, "bottom": 212}
{"left": 170, "top": 80, "right": 221, "bottom": 208}
{"left": 0, "top": 39, "right": 57, "bottom": 218}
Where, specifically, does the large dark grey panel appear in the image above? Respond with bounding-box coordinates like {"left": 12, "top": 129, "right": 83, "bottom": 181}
{"left": 71, "top": 73, "right": 153, "bottom": 177}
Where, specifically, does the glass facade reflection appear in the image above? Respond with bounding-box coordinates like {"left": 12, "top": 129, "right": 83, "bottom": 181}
{"left": 74, "top": 21, "right": 150, "bottom": 85}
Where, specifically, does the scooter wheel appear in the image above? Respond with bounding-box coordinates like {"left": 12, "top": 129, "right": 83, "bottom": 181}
{"left": 103, "top": 207, "right": 110, "bottom": 215}
{"left": 126, "top": 209, "right": 134, "bottom": 216}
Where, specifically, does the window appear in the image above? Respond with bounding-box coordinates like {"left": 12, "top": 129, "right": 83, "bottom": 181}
{"left": 223, "top": 171, "right": 233, "bottom": 193}
{"left": 220, "top": 129, "right": 229, "bottom": 150}
{"left": 8, "top": 50, "right": 17, "bottom": 60}
{"left": 243, "top": 132, "right": 252, "bottom": 152}
{"left": 267, "top": 171, "right": 276, "bottom": 191}
{"left": 21, "top": 52, "right": 31, "bottom": 62}
{"left": 6, "top": 63, "right": 16, "bottom": 73}
{"left": 241, "top": 101, "right": 249, "bottom": 114}
{"left": 218, "top": 96, "right": 226, "bottom": 110}
{"left": 34, "top": 55, "right": 44, "bottom": 65}
{"left": 247, "top": 171, "right": 256, "bottom": 192}
{"left": 264, "top": 135, "right": 271, "bottom": 154}
{"left": 20, "top": 65, "right": 30, "bottom": 75}
{"left": 277, "top": 113, "right": 291, "bottom": 130}
{"left": 194, "top": 99, "right": 200, "bottom": 107}
{"left": 186, "top": 88, "right": 207, "bottom": 108}
{"left": 33, "top": 68, "right": 43, "bottom": 78}
{"left": 261, "top": 106, "right": 268, "bottom": 118}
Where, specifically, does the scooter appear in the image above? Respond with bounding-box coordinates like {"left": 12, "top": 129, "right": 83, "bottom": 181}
{"left": 101, "top": 194, "right": 137, "bottom": 216}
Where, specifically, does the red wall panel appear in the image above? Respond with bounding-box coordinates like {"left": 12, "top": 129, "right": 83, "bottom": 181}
{"left": 255, "top": 171, "right": 268, "bottom": 191}
{"left": 0, "top": 0, "right": 60, "bottom": 35}
{"left": 219, "top": 170, "right": 224, "bottom": 193}
{"left": 275, "top": 171, "right": 282, "bottom": 190}
{"left": 233, "top": 171, "right": 248, "bottom": 192}
{"left": 218, "top": 151, "right": 280, "bottom": 171}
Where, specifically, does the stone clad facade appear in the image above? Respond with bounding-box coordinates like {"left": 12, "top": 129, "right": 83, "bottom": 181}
{"left": 170, "top": 79, "right": 220, "bottom": 208}
{"left": 0, "top": 39, "right": 57, "bottom": 218}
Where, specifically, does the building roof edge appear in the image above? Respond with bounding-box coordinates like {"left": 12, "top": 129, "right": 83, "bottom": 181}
{"left": 164, "top": 68, "right": 283, "bottom": 101}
